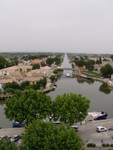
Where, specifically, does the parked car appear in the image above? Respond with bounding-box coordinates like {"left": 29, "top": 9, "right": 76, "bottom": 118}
{"left": 108, "top": 126, "right": 113, "bottom": 130}
{"left": 10, "top": 134, "right": 21, "bottom": 142}
{"left": 96, "top": 126, "right": 107, "bottom": 132}
{"left": 71, "top": 125, "right": 78, "bottom": 132}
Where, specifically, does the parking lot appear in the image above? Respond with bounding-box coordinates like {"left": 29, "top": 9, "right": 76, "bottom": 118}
{"left": 78, "top": 119, "right": 113, "bottom": 149}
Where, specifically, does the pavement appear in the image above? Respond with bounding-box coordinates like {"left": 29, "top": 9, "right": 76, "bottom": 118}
{"left": 1, "top": 119, "right": 113, "bottom": 149}
{"left": 0, "top": 127, "right": 24, "bottom": 137}
{"left": 78, "top": 119, "right": 113, "bottom": 150}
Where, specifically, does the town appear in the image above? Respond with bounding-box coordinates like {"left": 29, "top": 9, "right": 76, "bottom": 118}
{"left": 0, "top": 53, "right": 113, "bottom": 149}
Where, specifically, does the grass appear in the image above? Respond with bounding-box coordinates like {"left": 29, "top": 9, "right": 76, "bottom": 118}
{"left": 81, "top": 71, "right": 101, "bottom": 78}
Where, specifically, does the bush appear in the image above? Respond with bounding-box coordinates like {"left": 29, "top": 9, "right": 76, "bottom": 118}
{"left": 87, "top": 143, "right": 96, "bottom": 147}
{"left": 102, "top": 143, "right": 110, "bottom": 147}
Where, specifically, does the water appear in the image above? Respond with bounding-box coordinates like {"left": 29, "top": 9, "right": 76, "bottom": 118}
{"left": 0, "top": 54, "right": 113, "bottom": 128}
{"left": 48, "top": 54, "right": 113, "bottom": 118}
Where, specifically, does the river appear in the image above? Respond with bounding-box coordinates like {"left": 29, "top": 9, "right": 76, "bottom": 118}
{"left": 0, "top": 54, "right": 113, "bottom": 128}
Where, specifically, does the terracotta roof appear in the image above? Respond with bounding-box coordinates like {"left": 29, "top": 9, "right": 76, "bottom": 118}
{"left": 31, "top": 59, "right": 42, "bottom": 64}
{"left": 77, "top": 67, "right": 85, "bottom": 71}
{"left": 23, "top": 77, "right": 43, "bottom": 82}
{"left": 0, "top": 79, "right": 13, "bottom": 84}
{"left": 0, "top": 66, "right": 19, "bottom": 71}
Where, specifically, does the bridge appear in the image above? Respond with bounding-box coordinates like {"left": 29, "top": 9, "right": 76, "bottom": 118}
{"left": 62, "top": 68, "right": 75, "bottom": 71}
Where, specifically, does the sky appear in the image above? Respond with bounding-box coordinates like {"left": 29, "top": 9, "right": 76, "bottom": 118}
{"left": 0, "top": 0, "right": 113, "bottom": 54}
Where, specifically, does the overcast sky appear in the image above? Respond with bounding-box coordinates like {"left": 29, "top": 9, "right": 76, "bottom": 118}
{"left": 0, "top": 0, "right": 113, "bottom": 54}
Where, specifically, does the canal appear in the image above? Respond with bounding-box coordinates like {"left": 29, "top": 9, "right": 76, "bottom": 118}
{"left": 0, "top": 54, "right": 113, "bottom": 128}
{"left": 48, "top": 54, "right": 113, "bottom": 118}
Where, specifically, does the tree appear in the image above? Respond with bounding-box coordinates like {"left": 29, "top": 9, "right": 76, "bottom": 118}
{"left": 20, "top": 81, "right": 30, "bottom": 90}
{"left": 4, "top": 81, "right": 20, "bottom": 91}
{"left": 0, "top": 55, "right": 6, "bottom": 69}
{"left": 0, "top": 139, "right": 17, "bottom": 150}
{"left": 46, "top": 58, "right": 54, "bottom": 66}
{"left": 99, "top": 83, "right": 111, "bottom": 94}
{"left": 20, "top": 120, "right": 84, "bottom": 150}
{"left": 52, "top": 93, "right": 90, "bottom": 125}
{"left": 100, "top": 64, "right": 113, "bottom": 78}
{"left": 85, "top": 60, "right": 95, "bottom": 71}
{"left": 40, "top": 77, "right": 47, "bottom": 88}
{"left": 32, "top": 63, "right": 40, "bottom": 70}
{"left": 54, "top": 56, "right": 62, "bottom": 65}
{"left": 40, "top": 61, "right": 46, "bottom": 67}
{"left": 35, "top": 80, "right": 41, "bottom": 89}
{"left": 5, "top": 89, "right": 52, "bottom": 124}
{"left": 49, "top": 75, "right": 56, "bottom": 83}
{"left": 75, "top": 60, "right": 85, "bottom": 67}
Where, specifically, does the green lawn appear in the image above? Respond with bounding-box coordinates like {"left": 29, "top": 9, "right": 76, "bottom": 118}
{"left": 81, "top": 71, "right": 101, "bottom": 78}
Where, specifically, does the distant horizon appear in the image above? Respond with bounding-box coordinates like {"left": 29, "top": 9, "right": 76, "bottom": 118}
{"left": 0, "top": 51, "right": 112, "bottom": 55}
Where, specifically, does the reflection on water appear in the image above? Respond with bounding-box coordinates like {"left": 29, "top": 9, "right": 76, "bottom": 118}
{"left": 99, "top": 83, "right": 111, "bottom": 94}
{"left": 77, "top": 77, "right": 94, "bottom": 84}
{"left": 49, "top": 54, "right": 113, "bottom": 119}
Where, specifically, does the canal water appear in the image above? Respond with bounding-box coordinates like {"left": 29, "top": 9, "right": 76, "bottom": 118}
{"left": 0, "top": 54, "right": 113, "bottom": 128}
{"left": 48, "top": 54, "right": 113, "bottom": 118}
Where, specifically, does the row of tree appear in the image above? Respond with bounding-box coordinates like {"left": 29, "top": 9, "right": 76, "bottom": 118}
{"left": 46, "top": 56, "right": 62, "bottom": 66}
{"left": 4, "top": 90, "right": 89, "bottom": 149}
{"left": 4, "top": 77, "right": 47, "bottom": 94}
{"left": 0, "top": 55, "right": 19, "bottom": 69}
{"left": 75, "top": 59, "right": 95, "bottom": 71}
{"left": 5, "top": 89, "right": 90, "bottom": 125}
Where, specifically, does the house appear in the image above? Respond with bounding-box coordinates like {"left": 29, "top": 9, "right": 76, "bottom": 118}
{"left": 23, "top": 76, "right": 43, "bottom": 84}
{"left": 94, "top": 64, "right": 104, "bottom": 72}
{"left": 0, "top": 78, "right": 13, "bottom": 91}
{"left": 0, "top": 65, "right": 32, "bottom": 76}
{"left": 31, "top": 59, "right": 42, "bottom": 64}
{"left": 26, "top": 66, "right": 53, "bottom": 78}
{"left": 0, "top": 66, "right": 19, "bottom": 76}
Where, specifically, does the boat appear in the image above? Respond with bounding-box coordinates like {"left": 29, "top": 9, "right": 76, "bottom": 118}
{"left": 108, "top": 80, "right": 113, "bottom": 88}
{"left": 66, "top": 73, "right": 70, "bottom": 77}
{"left": 87, "top": 111, "right": 108, "bottom": 121}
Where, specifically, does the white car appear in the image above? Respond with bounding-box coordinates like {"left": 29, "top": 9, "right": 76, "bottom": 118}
{"left": 96, "top": 126, "right": 107, "bottom": 132}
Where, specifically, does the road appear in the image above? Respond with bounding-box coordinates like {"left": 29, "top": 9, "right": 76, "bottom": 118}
{"left": 1, "top": 119, "right": 113, "bottom": 149}
{"left": 78, "top": 119, "right": 113, "bottom": 149}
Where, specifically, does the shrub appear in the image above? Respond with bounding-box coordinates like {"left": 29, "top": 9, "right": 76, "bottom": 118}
{"left": 87, "top": 143, "right": 96, "bottom": 147}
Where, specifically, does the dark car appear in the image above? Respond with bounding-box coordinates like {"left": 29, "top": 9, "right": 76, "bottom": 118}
{"left": 108, "top": 126, "right": 113, "bottom": 130}
{"left": 10, "top": 134, "right": 21, "bottom": 142}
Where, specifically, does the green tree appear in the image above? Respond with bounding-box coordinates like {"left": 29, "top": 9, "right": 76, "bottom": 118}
{"left": 0, "top": 55, "right": 6, "bottom": 69}
{"left": 32, "top": 63, "right": 40, "bottom": 70}
{"left": 20, "top": 120, "right": 84, "bottom": 150}
{"left": 5, "top": 89, "right": 52, "bottom": 124}
{"left": 0, "top": 139, "right": 17, "bottom": 150}
{"left": 85, "top": 60, "right": 95, "bottom": 71}
{"left": 54, "top": 56, "right": 62, "bottom": 65}
{"left": 99, "top": 83, "right": 111, "bottom": 94}
{"left": 49, "top": 75, "right": 56, "bottom": 83}
{"left": 40, "top": 77, "right": 47, "bottom": 88}
{"left": 40, "top": 61, "right": 46, "bottom": 67}
{"left": 100, "top": 64, "right": 113, "bottom": 78}
{"left": 46, "top": 58, "right": 54, "bottom": 66}
{"left": 35, "top": 80, "right": 41, "bottom": 89}
{"left": 4, "top": 81, "right": 20, "bottom": 91}
{"left": 52, "top": 93, "right": 90, "bottom": 125}
{"left": 20, "top": 81, "right": 30, "bottom": 90}
{"left": 75, "top": 60, "right": 85, "bottom": 67}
